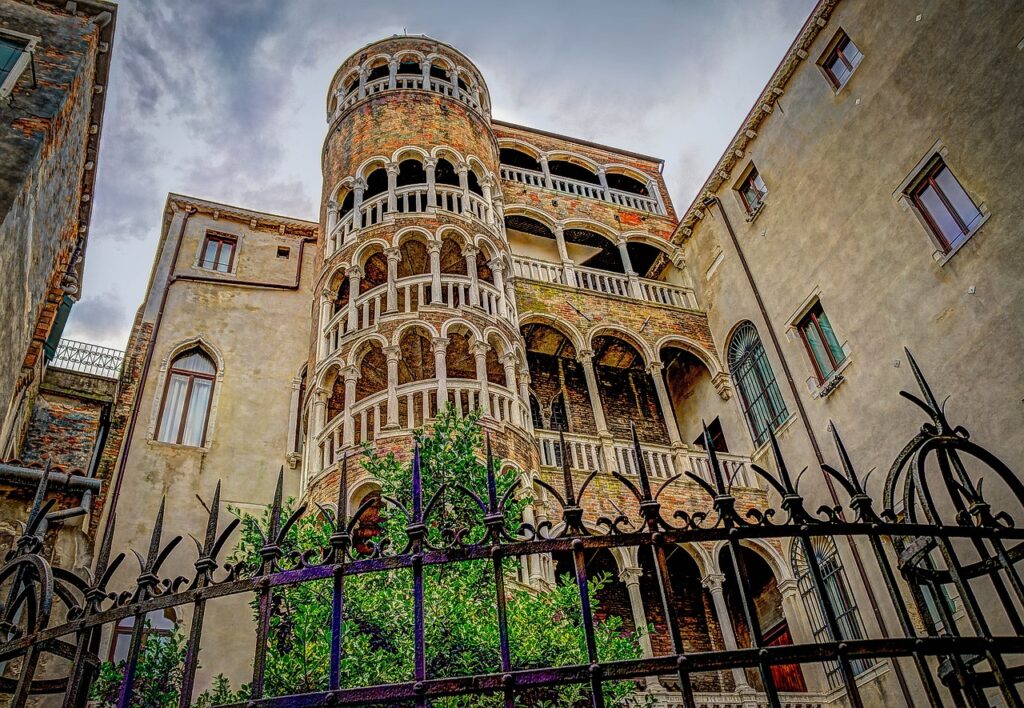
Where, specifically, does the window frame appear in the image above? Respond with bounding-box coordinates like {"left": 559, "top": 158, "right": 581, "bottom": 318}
{"left": 819, "top": 30, "right": 863, "bottom": 91}
{"left": 796, "top": 302, "right": 846, "bottom": 384}
{"left": 199, "top": 232, "right": 237, "bottom": 273}
{"left": 728, "top": 322, "right": 789, "bottom": 448}
{"left": 908, "top": 156, "right": 982, "bottom": 254}
{"left": 107, "top": 609, "right": 177, "bottom": 663}
{"left": 735, "top": 165, "right": 768, "bottom": 218}
{"left": 0, "top": 29, "right": 39, "bottom": 100}
{"left": 155, "top": 349, "right": 216, "bottom": 447}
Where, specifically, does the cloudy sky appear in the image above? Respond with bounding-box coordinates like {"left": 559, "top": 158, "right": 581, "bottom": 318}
{"left": 65, "top": 0, "right": 817, "bottom": 349}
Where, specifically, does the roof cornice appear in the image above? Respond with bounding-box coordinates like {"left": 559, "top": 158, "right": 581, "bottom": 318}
{"left": 166, "top": 193, "right": 320, "bottom": 237}
{"left": 671, "top": 0, "right": 839, "bottom": 245}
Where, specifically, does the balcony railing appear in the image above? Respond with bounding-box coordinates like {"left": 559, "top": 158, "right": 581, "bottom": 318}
{"left": 511, "top": 255, "right": 696, "bottom": 309}
{"left": 48, "top": 339, "right": 124, "bottom": 379}
{"left": 335, "top": 75, "right": 481, "bottom": 117}
{"left": 536, "top": 430, "right": 758, "bottom": 489}
{"left": 500, "top": 166, "right": 664, "bottom": 215}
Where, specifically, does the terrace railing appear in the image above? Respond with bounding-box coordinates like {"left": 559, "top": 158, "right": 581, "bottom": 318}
{"left": 48, "top": 339, "right": 124, "bottom": 379}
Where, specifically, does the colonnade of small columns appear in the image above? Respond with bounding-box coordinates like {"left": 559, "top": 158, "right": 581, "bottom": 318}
{"left": 335, "top": 54, "right": 484, "bottom": 116}
{"left": 530, "top": 154, "right": 666, "bottom": 215}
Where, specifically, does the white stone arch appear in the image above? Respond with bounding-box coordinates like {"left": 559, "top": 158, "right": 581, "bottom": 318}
{"left": 328, "top": 176, "right": 356, "bottom": 205}
{"left": 440, "top": 317, "right": 484, "bottom": 343}
{"left": 709, "top": 538, "right": 794, "bottom": 583}
{"left": 545, "top": 149, "right": 601, "bottom": 174}
{"left": 362, "top": 52, "right": 392, "bottom": 72}
{"left": 355, "top": 155, "right": 390, "bottom": 181}
{"left": 503, "top": 204, "right": 559, "bottom": 234}
{"left": 473, "top": 232, "right": 504, "bottom": 262}
{"left": 497, "top": 138, "right": 543, "bottom": 161}
{"left": 391, "top": 145, "right": 430, "bottom": 165}
{"left": 348, "top": 476, "right": 383, "bottom": 515}
{"left": 391, "top": 319, "right": 440, "bottom": 348}
{"left": 518, "top": 313, "right": 587, "bottom": 354}
{"left": 435, "top": 224, "right": 472, "bottom": 249}
{"left": 465, "top": 154, "right": 489, "bottom": 178}
{"left": 654, "top": 334, "right": 725, "bottom": 378}
{"left": 603, "top": 163, "right": 654, "bottom": 190}
{"left": 561, "top": 217, "right": 620, "bottom": 244}
{"left": 587, "top": 324, "right": 656, "bottom": 366}
{"left": 391, "top": 225, "right": 434, "bottom": 249}
{"left": 482, "top": 326, "right": 513, "bottom": 358}
{"left": 316, "top": 360, "right": 345, "bottom": 392}
{"left": 323, "top": 260, "right": 353, "bottom": 293}
{"left": 346, "top": 333, "right": 389, "bottom": 368}
{"left": 391, "top": 48, "right": 425, "bottom": 64}
{"left": 430, "top": 144, "right": 466, "bottom": 165}
{"left": 425, "top": 52, "right": 454, "bottom": 74}
{"left": 147, "top": 336, "right": 226, "bottom": 446}
{"left": 352, "top": 238, "right": 390, "bottom": 270}
{"left": 620, "top": 230, "right": 676, "bottom": 256}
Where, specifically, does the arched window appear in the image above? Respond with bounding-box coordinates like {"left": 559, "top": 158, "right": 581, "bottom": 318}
{"left": 108, "top": 608, "right": 177, "bottom": 663}
{"left": 792, "top": 538, "right": 872, "bottom": 687}
{"left": 529, "top": 393, "right": 544, "bottom": 429}
{"left": 157, "top": 348, "right": 216, "bottom": 446}
{"left": 728, "top": 322, "right": 788, "bottom": 447}
{"left": 549, "top": 392, "right": 568, "bottom": 432}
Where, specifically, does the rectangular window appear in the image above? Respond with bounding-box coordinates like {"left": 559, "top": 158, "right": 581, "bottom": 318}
{"left": 200, "top": 234, "right": 236, "bottom": 272}
{"left": 821, "top": 31, "right": 863, "bottom": 90}
{"left": 738, "top": 167, "right": 767, "bottom": 215}
{"left": 798, "top": 303, "right": 846, "bottom": 382}
{"left": 0, "top": 33, "right": 35, "bottom": 98}
{"left": 909, "top": 157, "right": 982, "bottom": 253}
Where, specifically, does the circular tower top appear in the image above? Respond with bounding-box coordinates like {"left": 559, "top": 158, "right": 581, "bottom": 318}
{"left": 326, "top": 36, "right": 491, "bottom": 123}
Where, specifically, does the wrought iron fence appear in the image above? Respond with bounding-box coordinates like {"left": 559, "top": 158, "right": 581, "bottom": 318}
{"left": 49, "top": 338, "right": 125, "bottom": 379}
{"left": 1, "top": 351, "right": 1023, "bottom": 707}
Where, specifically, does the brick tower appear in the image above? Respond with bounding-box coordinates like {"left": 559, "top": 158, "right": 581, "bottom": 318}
{"left": 303, "top": 37, "right": 536, "bottom": 506}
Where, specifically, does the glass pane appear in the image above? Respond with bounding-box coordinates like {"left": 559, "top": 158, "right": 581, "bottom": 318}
{"left": 802, "top": 321, "right": 835, "bottom": 379}
{"left": 148, "top": 608, "right": 176, "bottom": 630}
{"left": 181, "top": 379, "right": 212, "bottom": 446}
{"left": 751, "top": 171, "right": 767, "bottom": 198}
{"left": 843, "top": 38, "right": 863, "bottom": 68}
{"left": 934, "top": 167, "right": 981, "bottom": 231}
{"left": 827, "top": 54, "right": 851, "bottom": 86}
{"left": 216, "top": 241, "right": 234, "bottom": 272}
{"left": 917, "top": 183, "right": 963, "bottom": 246}
{"left": 174, "top": 349, "right": 215, "bottom": 374}
{"left": 111, "top": 631, "right": 133, "bottom": 663}
{"left": 0, "top": 38, "right": 25, "bottom": 83}
{"left": 202, "top": 240, "right": 219, "bottom": 269}
{"left": 158, "top": 375, "right": 189, "bottom": 443}
{"left": 815, "top": 310, "right": 845, "bottom": 365}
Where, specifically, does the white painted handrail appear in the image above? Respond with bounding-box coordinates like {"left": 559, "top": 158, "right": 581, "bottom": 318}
{"left": 571, "top": 264, "right": 631, "bottom": 298}
{"left": 511, "top": 255, "right": 564, "bottom": 285}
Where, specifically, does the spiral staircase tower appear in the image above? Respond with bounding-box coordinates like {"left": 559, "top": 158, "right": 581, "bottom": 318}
{"left": 302, "top": 37, "right": 536, "bottom": 504}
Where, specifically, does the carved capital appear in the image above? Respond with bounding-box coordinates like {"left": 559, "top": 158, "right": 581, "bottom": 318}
{"left": 576, "top": 349, "right": 594, "bottom": 365}
{"left": 712, "top": 371, "right": 732, "bottom": 400}
{"left": 426, "top": 240, "right": 443, "bottom": 254}
{"left": 343, "top": 365, "right": 360, "bottom": 382}
{"left": 701, "top": 572, "right": 727, "bottom": 593}
{"left": 472, "top": 341, "right": 491, "bottom": 357}
{"left": 461, "top": 245, "right": 478, "bottom": 258}
{"left": 384, "top": 247, "right": 402, "bottom": 261}
{"left": 424, "top": 157, "right": 437, "bottom": 169}
{"left": 618, "top": 566, "right": 642, "bottom": 586}
{"left": 352, "top": 177, "right": 367, "bottom": 191}
{"left": 346, "top": 264, "right": 363, "bottom": 279}
{"left": 385, "top": 346, "right": 402, "bottom": 362}
{"left": 385, "top": 163, "right": 400, "bottom": 176}
{"left": 646, "top": 360, "right": 664, "bottom": 375}
{"left": 432, "top": 337, "right": 449, "bottom": 352}
{"left": 456, "top": 162, "right": 469, "bottom": 175}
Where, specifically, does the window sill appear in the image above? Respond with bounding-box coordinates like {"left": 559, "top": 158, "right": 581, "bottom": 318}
{"left": 147, "top": 438, "right": 210, "bottom": 453}
{"left": 934, "top": 210, "right": 990, "bottom": 267}
{"left": 744, "top": 198, "right": 767, "bottom": 223}
{"left": 811, "top": 357, "right": 852, "bottom": 400}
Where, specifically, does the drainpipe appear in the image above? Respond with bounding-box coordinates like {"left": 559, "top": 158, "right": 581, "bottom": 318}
{"left": 0, "top": 463, "right": 102, "bottom": 527}
{"left": 701, "top": 195, "right": 913, "bottom": 706}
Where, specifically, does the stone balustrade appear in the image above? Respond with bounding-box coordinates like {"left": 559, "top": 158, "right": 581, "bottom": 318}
{"left": 500, "top": 165, "right": 663, "bottom": 215}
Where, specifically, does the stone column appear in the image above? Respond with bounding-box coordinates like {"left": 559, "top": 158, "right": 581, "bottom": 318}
{"left": 346, "top": 265, "right": 362, "bottom": 332}
{"left": 428, "top": 240, "right": 443, "bottom": 304}
{"left": 312, "top": 387, "right": 329, "bottom": 473}
{"left": 503, "top": 276, "right": 517, "bottom": 322}
{"left": 539, "top": 154, "right": 553, "bottom": 189}
{"left": 648, "top": 179, "right": 666, "bottom": 215}
{"left": 386, "top": 163, "right": 399, "bottom": 213}
{"left": 492, "top": 194, "right": 505, "bottom": 224}
{"left": 421, "top": 58, "right": 432, "bottom": 88}
{"left": 648, "top": 360, "right": 687, "bottom": 475}
{"left": 385, "top": 248, "right": 401, "bottom": 312}
{"left": 490, "top": 258, "right": 508, "bottom": 317}
{"left": 351, "top": 178, "right": 365, "bottom": 230}
{"left": 424, "top": 157, "right": 437, "bottom": 207}
{"left": 457, "top": 163, "right": 470, "bottom": 212}
{"left": 520, "top": 497, "right": 544, "bottom": 586}
{"left": 553, "top": 226, "right": 575, "bottom": 286}
{"left": 619, "top": 566, "right": 654, "bottom": 658}
{"left": 596, "top": 166, "right": 609, "bottom": 196}
{"left": 501, "top": 353, "right": 522, "bottom": 427}
{"left": 576, "top": 349, "right": 609, "bottom": 434}
{"left": 342, "top": 365, "right": 358, "bottom": 447}
{"left": 318, "top": 290, "right": 334, "bottom": 359}
{"left": 480, "top": 175, "right": 494, "bottom": 223}
{"left": 387, "top": 58, "right": 399, "bottom": 89}
{"left": 433, "top": 337, "right": 449, "bottom": 409}
{"left": 474, "top": 341, "right": 491, "bottom": 417}
{"left": 518, "top": 368, "right": 533, "bottom": 434}
{"left": 326, "top": 199, "right": 339, "bottom": 240}
{"left": 357, "top": 65, "right": 368, "bottom": 99}
{"left": 384, "top": 346, "right": 401, "bottom": 429}
{"left": 703, "top": 572, "right": 751, "bottom": 691}
{"left": 618, "top": 238, "right": 644, "bottom": 299}
{"left": 778, "top": 577, "right": 828, "bottom": 693}
{"left": 463, "top": 246, "right": 481, "bottom": 307}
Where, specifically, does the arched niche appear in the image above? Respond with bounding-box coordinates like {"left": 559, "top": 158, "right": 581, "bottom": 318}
{"left": 591, "top": 333, "right": 668, "bottom": 444}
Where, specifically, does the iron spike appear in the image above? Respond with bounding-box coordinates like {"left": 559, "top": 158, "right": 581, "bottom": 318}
{"left": 145, "top": 497, "right": 167, "bottom": 570}
{"left": 904, "top": 348, "right": 941, "bottom": 416}
{"left": 702, "top": 420, "right": 727, "bottom": 495}
{"left": 828, "top": 421, "right": 863, "bottom": 493}
{"left": 485, "top": 433, "right": 499, "bottom": 512}
{"left": 412, "top": 442, "right": 423, "bottom": 523}
{"left": 767, "top": 427, "right": 795, "bottom": 494}
{"left": 203, "top": 481, "right": 222, "bottom": 553}
{"left": 26, "top": 460, "right": 51, "bottom": 531}
{"left": 268, "top": 467, "right": 285, "bottom": 541}
{"left": 630, "top": 422, "right": 653, "bottom": 502}
{"left": 337, "top": 452, "right": 349, "bottom": 528}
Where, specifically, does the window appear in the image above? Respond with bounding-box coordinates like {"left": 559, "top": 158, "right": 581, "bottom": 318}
{"left": 692, "top": 417, "right": 728, "bottom": 453}
{"left": 908, "top": 157, "right": 983, "bottom": 253}
{"left": 277, "top": 246, "right": 290, "bottom": 259}
{"left": 0, "top": 32, "right": 37, "bottom": 100}
{"left": 821, "top": 31, "right": 863, "bottom": 90}
{"left": 108, "top": 609, "right": 177, "bottom": 663}
{"left": 792, "top": 538, "right": 872, "bottom": 688}
{"left": 200, "top": 233, "right": 236, "bottom": 272}
{"left": 738, "top": 167, "right": 767, "bottom": 216}
{"left": 797, "top": 303, "right": 846, "bottom": 383}
{"left": 157, "top": 348, "right": 216, "bottom": 446}
{"left": 728, "top": 322, "right": 788, "bottom": 447}
{"left": 529, "top": 393, "right": 544, "bottom": 430}
{"left": 549, "top": 392, "right": 568, "bottom": 432}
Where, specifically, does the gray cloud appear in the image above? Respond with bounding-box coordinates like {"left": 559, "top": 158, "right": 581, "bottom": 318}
{"left": 73, "top": 0, "right": 815, "bottom": 349}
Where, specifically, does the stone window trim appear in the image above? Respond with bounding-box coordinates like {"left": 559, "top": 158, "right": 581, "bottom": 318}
{"left": 893, "top": 141, "right": 991, "bottom": 266}
{"left": 147, "top": 338, "right": 225, "bottom": 451}
{"left": 195, "top": 230, "right": 239, "bottom": 275}
{"left": 817, "top": 28, "right": 864, "bottom": 93}
{"left": 732, "top": 161, "right": 768, "bottom": 222}
{"left": 785, "top": 290, "right": 852, "bottom": 397}
{"left": 0, "top": 28, "right": 39, "bottom": 100}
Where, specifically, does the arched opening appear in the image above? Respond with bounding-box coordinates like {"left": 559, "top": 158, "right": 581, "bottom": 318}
{"left": 476, "top": 249, "right": 494, "bottom": 285}
{"left": 661, "top": 345, "right": 728, "bottom": 449}
{"left": 366, "top": 62, "right": 389, "bottom": 83}
{"left": 529, "top": 393, "right": 544, "bottom": 429}
{"left": 721, "top": 546, "right": 805, "bottom": 692}
{"left": 606, "top": 171, "right": 649, "bottom": 196}
{"left": 157, "top": 348, "right": 216, "bottom": 447}
{"left": 728, "top": 322, "right": 789, "bottom": 447}
{"left": 338, "top": 189, "right": 354, "bottom": 217}
{"left": 434, "top": 158, "right": 459, "bottom": 187}
{"left": 109, "top": 608, "right": 178, "bottom": 663}
{"left": 334, "top": 275, "right": 351, "bottom": 317}
{"left": 350, "top": 483, "right": 384, "bottom": 557}
{"left": 399, "top": 328, "right": 435, "bottom": 384}
{"left": 521, "top": 323, "right": 593, "bottom": 435}
{"left": 439, "top": 237, "right": 467, "bottom": 275}
{"left": 499, "top": 148, "right": 542, "bottom": 172}
{"left": 429, "top": 63, "right": 450, "bottom": 83}
{"left": 486, "top": 335, "right": 507, "bottom": 387}
{"left": 552, "top": 548, "right": 635, "bottom": 636}
{"left": 345, "top": 73, "right": 359, "bottom": 95}
{"left": 397, "top": 238, "right": 430, "bottom": 277}
{"left": 467, "top": 169, "right": 483, "bottom": 196}
{"left": 549, "top": 392, "right": 567, "bottom": 431}
{"left": 396, "top": 58, "right": 421, "bottom": 75}
{"left": 445, "top": 329, "right": 477, "bottom": 381}
{"left": 396, "top": 159, "right": 425, "bottom": 188}
{"left": 355, "top": 342, "right": 387, "bottom": 402}
{"left": 565, "top": 228, "right": 623, "bottom": 273}
{"left": 592, "top": 334, "right": 667, "bottom": 444}
{"left": 364, "top": 167, "right": 388, "bottom": 201}
{"left": 361, "top": 248, "right": 388, "bottom": 293}
{"left": 326, "top": 368, "right": 345, "bottom": 423}
{"left": 639, "top": 547, "right": 726, "bottom": 692}
{"left": 548, "top": 158, "right": 599, "bottom": 185}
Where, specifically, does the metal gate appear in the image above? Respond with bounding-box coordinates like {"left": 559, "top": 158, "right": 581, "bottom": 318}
{"left": 2, "top": 351, "right": 1023, "bottom": 707}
